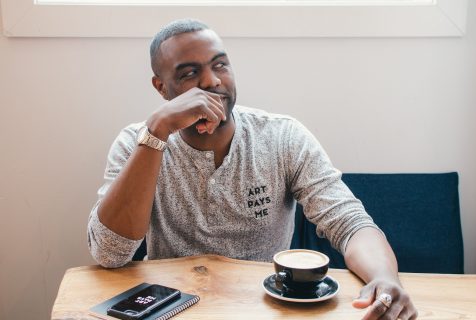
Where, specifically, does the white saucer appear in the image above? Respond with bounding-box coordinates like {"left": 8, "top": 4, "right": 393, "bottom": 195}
{"left": 262, "top": 274, "right": 339, "bottom": 303}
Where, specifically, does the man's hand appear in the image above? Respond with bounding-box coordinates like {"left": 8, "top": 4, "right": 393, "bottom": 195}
{"left": 353, "top": 278, "right": 418, "bottom": 320}
{"left": 146, "top": 87, "right": 227, "bottom": 139}
{"left": 97, "top": 87, "right": 225, "bottom": 243}
{"left": 344, "top": 227, "right": 418, "bottom": 320}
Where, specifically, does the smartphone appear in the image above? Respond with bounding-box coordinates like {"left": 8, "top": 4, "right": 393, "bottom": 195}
{"left": 107, "top": 284, "right": 181, "bottom": 320}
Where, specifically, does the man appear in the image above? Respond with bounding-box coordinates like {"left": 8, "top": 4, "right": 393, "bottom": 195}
{"left": 88, "top": 19, "right": 417, "bottom": 320}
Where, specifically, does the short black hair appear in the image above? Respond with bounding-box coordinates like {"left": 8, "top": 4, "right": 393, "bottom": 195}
{"left": 150, "top": 18, "right": 209, "bottom": 76}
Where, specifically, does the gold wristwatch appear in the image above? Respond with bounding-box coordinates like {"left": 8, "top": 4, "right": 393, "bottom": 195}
{"left": 137, "top": 126, "right": 168, "bottom": 152}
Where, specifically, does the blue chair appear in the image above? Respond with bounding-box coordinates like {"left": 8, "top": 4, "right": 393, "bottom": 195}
{"left": 291, "top": 172, "right": 464, "bottom": 274}
{"left": 132, "top": 239, "right": 147, "bottom": 261}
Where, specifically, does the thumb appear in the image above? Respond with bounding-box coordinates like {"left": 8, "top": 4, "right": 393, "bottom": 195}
{"left": 352, "top": 285, "right": 376, "bottom": 309}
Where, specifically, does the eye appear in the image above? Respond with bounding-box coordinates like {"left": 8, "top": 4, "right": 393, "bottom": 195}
{"left": 179, "top": 69, "right": 197, "bottom": 79}
{"left": 214, "top": 62, "right": 226, "bottom": 69}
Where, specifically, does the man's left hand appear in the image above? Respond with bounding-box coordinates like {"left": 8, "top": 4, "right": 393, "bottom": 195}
{"left": 352, "top": 278, "right": 418, "bottom": 320}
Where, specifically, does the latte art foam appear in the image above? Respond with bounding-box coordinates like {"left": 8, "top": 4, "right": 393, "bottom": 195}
{"left": 275, "top": 251, "right": 327, "bottom": 269}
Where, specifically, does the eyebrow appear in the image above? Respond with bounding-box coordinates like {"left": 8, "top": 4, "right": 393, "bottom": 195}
{"left": 175, "top": 52, "right": 227, "bottom": 71}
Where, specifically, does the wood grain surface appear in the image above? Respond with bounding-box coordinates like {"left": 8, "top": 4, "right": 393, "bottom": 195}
{"left": 51, "top": 255, "right": 476, "bottom": 320}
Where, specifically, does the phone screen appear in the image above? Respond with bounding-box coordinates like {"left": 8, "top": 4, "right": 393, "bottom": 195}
{"left": 107, "top": 284, "right": 181, "bottom": 320}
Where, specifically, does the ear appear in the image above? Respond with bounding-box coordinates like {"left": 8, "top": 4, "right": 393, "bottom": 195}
{"left": 152, "top": 76, "right": 169, "bottom": 100}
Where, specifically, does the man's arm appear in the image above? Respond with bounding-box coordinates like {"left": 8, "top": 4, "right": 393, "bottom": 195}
{"left": 283, "top": 119, "right": 417, "bottom": 320}
{"left": 89, "top": 88, "right": 225, "bottom": 266}
{"left": 345, "top": 227, "right": 418, "bottom": 320}
{"left": 98, "top": 88, "right": 225, "bottom": 239}
{"left": 97, "top": 145, "right": 164, "bottom": 240}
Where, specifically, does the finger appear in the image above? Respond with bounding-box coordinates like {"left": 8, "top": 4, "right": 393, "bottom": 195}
{"left": 195, "top": 119, "right": 218, "bottom": 134}
{"left": 361, "top": 298, "right": 390, "bottom": 320}
{"left": 188, "top": 89, "right": 225, "bottom": 124}
{"left": 397, "top": 305, "right": 418, "bottom": 320}
{"left": 199, "top": 97, "right": 227, "bottom": 134}
{"left": 409, "top": 313, "right": 418, "bottom": 320}
{"left": 195, "top": 106, "right": 220, "bottom": 125}
{"left": 203, "top": 91, "right": 226, "bottom": 111}
{"left": 195, "top": 120, "right": 216, "bottom": 135}
{"left": 205, "top": 98, "right": 226, "bottom": 122}
{"left": 193, "top": 115, "right": 219, "bottom": 135}
{"left": 380, "top": 304, "right": 403, "bottom": 320}
{"left": 204, "top": 90, "right": 223, "bottom": 104}
{"left": 201, "top": 108, "right": 222, "bottom": 134}
{"left": 205, "top": 93, "right": 226, "bottom": 120}
{"left": 352, "top": 285, "right": 376, "bottom": 309}
{"left": 195, "top": 122, "right": 208, "bottom": 134}
{"left": 192, "top": 94, "right": 224, "bottom": 122}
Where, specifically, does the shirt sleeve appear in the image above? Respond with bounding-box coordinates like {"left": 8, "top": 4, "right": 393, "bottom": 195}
{"left": 87, "top": 123, "right": 144, "bottom": 268}
{"left": 285, "top": 119, "right": 383, "bottom": 254}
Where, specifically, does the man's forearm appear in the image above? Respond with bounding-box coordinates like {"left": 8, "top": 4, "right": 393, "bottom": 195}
{"left": 344, "top": 227, "right": 400, "bottom": 284}
{"left": 97, "top": 145, "right": 164, "bottom": 240}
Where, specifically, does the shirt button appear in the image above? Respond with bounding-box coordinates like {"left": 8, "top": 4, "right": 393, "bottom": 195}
{"left": 210, "top": 178, "right": 216, "bottom": 185}
{"left": 206, "top": 152, "right": 213, "bottom": 159}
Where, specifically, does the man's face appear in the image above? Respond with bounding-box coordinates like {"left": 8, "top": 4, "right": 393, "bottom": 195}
{"left": 154, "top": 29, "right": 237, "bottom": 120}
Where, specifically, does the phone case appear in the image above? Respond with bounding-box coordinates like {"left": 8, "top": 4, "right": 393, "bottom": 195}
{"left": 106, "top": 284, "right": 180, "bottom": 320}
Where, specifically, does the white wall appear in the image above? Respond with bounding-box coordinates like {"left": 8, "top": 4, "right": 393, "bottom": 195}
{"left": 1, "top": 3, "right": 475, "bottom": 320}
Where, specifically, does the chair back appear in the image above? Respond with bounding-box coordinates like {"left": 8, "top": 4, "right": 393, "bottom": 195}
{"left": 291, "top": 172, "right": 464, "bottom": 274}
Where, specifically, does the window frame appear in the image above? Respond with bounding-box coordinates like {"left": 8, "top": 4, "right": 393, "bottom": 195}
{"left": 0, "top": 0, "right": 468, "bottom": 37}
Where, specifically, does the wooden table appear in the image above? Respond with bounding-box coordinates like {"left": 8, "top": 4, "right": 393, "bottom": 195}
{"left": 51, "top": 255, "right": 476, "bottom": 319}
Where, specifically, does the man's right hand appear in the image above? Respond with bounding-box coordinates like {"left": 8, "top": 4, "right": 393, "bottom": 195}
{"left": 96, "top": 87, "right": 227, "bottom": 243}
{"left": 146, "top": 87, "right": 227, "bottom": 140}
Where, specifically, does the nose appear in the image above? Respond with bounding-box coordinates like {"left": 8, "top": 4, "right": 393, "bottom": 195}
{"left": 199, "top": 68, "right": 221, "bottom": 90}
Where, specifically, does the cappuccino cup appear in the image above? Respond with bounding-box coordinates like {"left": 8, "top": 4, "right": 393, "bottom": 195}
{"left": 273, "top": 249, "right": 329, "bottom": 293}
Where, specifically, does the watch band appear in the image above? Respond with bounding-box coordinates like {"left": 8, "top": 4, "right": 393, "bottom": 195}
{"left": 137, "top": 126, "right": 168, "bottom": 152}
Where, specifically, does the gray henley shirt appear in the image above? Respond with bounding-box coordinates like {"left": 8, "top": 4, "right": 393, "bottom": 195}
{"left": 88, "top": 105, "right": 379, "bottom": 268}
